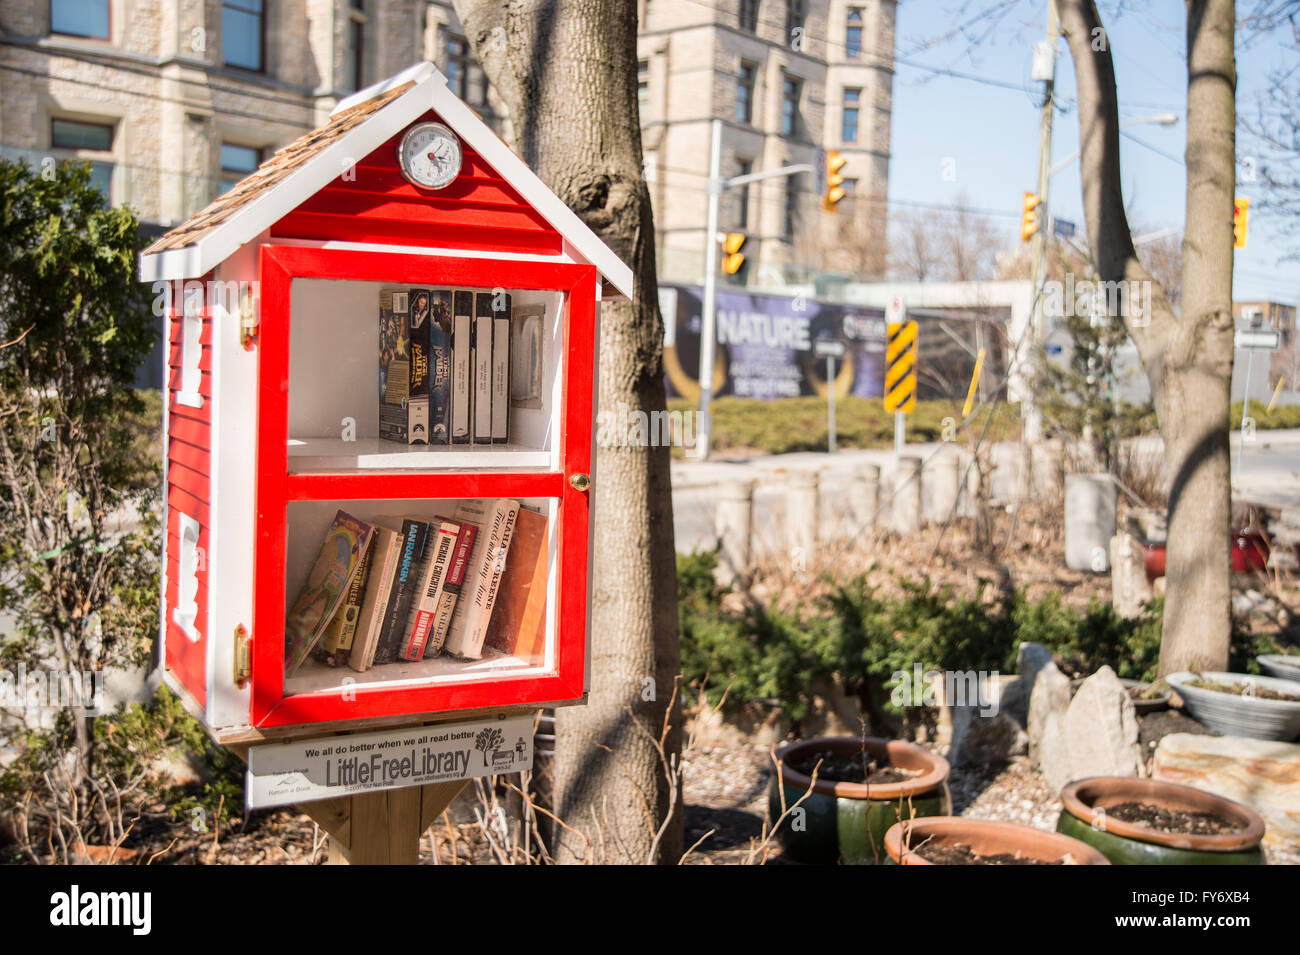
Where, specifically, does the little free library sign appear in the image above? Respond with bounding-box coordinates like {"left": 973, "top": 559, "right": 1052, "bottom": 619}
{"left": 247, "top": 714, "right": 534, "bottom": 809}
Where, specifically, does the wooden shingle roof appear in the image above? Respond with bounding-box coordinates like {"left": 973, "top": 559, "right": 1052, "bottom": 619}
{"left": 143, "top": 82, "right": 414, "bottom": 256}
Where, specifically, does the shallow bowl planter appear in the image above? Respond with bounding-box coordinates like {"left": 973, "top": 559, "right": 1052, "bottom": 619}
{"left": 884, "top": 816, "right": 1109, "bottom": 865}
{"left": 1057, "top": 777, "right": 1265, "bottom": 865}
{"left": 1166, "top": 670, "right": 1300, "bottom": 741}
{"left": 769, "top": 736, "right": 950, "bottom": 865}
{"left": 1257, "top": 654, "right": 1300, "bottom": 684}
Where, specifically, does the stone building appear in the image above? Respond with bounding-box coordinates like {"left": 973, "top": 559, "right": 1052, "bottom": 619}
{"left": 0, "top": 0, "right": 893, "bottom": 278}
{"left": 639, "top": 0, "right": 896, "bottom": 285}
{"left": 0, "top": 0, "right": 500, "bottom": 232}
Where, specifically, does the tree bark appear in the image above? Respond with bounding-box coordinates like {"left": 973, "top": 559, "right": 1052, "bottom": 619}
{"left": 453, "top": 0, "right": 683, "bottom": 863}
{"left": 1059, "top": 0, "right": 1236, "bottom": 674}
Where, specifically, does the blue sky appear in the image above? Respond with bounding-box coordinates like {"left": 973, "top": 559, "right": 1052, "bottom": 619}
{"left": 887, "top": 0, "right": 1299, "bottom": 304}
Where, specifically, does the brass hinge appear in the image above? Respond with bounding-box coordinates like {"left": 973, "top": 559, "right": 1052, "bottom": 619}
{"left": 233, "top": 624, "right": 251, "bottom": 688}
{"left": 239, "top": 286, "right": 259, "bottom": 350}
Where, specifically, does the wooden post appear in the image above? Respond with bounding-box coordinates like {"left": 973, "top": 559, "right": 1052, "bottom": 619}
{"left": 298, "top": 781, "right": 467, "bottom": 865}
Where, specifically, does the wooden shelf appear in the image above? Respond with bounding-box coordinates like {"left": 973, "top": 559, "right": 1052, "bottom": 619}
{"left": 284, "top": 647, "right": 547, "bottom": 696}
{"left": 286, "top": 437, "right": 552, "bottom": 472}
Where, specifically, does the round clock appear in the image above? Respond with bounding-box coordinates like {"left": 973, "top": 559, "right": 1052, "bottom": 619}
{"left": 397, "top": 122, "right": 463, "bottom": 190}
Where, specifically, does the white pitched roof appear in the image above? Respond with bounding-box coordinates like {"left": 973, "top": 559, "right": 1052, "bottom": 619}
{"left": 138, "top": 62, "right": 633, "bottom": 300}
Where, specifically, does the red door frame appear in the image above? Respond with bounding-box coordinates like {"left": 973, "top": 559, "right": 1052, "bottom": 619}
{"left": 252, "top": 244, "right": 594, "bottom": 727}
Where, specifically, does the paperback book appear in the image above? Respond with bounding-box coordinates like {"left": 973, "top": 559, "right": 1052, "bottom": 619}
{"left": 284, "top": 510, "right": 374, "bottom": 677}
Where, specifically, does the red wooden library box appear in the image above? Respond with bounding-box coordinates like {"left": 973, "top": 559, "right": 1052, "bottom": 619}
{"left": 139, "top": 64, "right": 630, "bottom": 744}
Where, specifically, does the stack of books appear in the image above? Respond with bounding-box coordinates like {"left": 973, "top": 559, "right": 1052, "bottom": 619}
{"left": 283, "top": 500, "right": 551, "bottom": 677}
{"left": 379, "top": 287, "right": 513, "bottom": 447}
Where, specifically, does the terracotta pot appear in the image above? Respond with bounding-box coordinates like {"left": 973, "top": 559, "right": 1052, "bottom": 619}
{"left": 769, "top": 736, "right": 950, "bottom": 865}
{"left": 1057, "top": 777, "right": 1265, "bottom": 865}
{"left": 884, "top": 816, "right": 1109, "bottom": 865}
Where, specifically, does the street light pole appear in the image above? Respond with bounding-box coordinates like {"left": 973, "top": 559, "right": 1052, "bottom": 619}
{"left": 694, "top": 119, "right": 815, "bottom": 462}
{"left": 697, "top": 119, "right": 724, "bottom": 462}
{"left": 1025, "top": 0, "right": 1060, "bottom": 444}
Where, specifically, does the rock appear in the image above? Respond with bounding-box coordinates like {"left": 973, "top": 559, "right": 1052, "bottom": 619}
{"left": 999, "top": 642, "right": 1053, "bottom": 728}
{"left": 1153, "top": 733, "right": 1300, "bottom": 855}
{"left": 1110, "top": 532, "right": 1152, "bottom": 619}
{"left": 947, "top": 706, "right": 1028, "bottom": 767}
{"left": 1034, "top": 665, "right": 1145, "bottom": 793}
{"left": 1027, "top": 661, "right": 1070, "bottom": 760}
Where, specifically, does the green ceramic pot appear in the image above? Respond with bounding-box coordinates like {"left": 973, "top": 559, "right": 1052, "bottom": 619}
{"left": 769, "top": 736, "right": 951, "bottom": 865}
{"left": 1057, "top": 777, "right": 1266, "bottom": 865}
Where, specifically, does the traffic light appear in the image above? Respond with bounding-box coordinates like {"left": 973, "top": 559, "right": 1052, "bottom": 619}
{"left": 1233, "top": 196, "right": 1249, "bottom": 249}
{"left": 1021, "top": 191, "right": 1042, "bottom": 242}
{"left": 822, "top": 150, "right": 847, "bottom": 211}
{"left": 722, "top": 232, "right": 746, "bottom": 274}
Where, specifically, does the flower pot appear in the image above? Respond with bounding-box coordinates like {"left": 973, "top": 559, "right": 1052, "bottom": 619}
{"left": 1257, "top": 654, "right": 1300, "bottom": 683}
{"left": 884, "top": 816, "right": 1109, "bottom": 865}
{"left": 1166, "top": 671, "right": 1300, "bottom": 741}
{"left": 769, "top": 736, "right": 950, "bottom": 865}
{"left": 1057, "top": 777, "right": 1265, "bottom": 865}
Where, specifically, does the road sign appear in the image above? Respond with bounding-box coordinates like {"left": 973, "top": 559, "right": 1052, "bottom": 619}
{"left": 1235, "top": 329, "right": 1280, "bottom": 350}
{"left": 884, "top": 320, "right": 918, "bottom": 413}
{"left": 814, "top": 339, "right": 846, "bottom": 358}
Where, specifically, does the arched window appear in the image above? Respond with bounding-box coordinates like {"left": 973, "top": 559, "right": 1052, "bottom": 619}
{"left": 846, "top": 8, "right": 863, "bottom": 59}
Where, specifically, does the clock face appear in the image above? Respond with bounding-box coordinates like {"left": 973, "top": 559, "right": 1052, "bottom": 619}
{"left": 397, "top": 122, "right": 462, "bottom": 190}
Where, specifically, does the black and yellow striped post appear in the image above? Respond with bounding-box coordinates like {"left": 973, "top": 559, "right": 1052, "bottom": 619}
{"left": 884, "top": 320, "right": 918, "bottom": 413}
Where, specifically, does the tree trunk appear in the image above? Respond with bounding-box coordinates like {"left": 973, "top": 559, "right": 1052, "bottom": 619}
{"left": 454, "top": 0, "right": 683, "bottom": 863}
{"left": 1059, "top": 0, "right": 1236, "bottom": 674}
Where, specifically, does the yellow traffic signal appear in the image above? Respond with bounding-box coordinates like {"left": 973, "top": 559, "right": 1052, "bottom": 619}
{"left": 1021, "top": 191, "right": 1042, "bottom": 242}
{"left": 722, "top": 232, "right": 746, "bottom": 274}
{"left": 1234, "top": 196, "right": 1249, "bottom": 249}
{"left": 822, "top": 150, "right": 848, "bottom": 211}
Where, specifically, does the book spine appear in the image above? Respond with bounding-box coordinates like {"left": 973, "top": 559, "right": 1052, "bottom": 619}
{"left": 348, "top": 529, "right": 400, "bottom": 672}
{"left": 315, "top": 535, "right": 374, "bottom": 666}
{"left": 402, "top": 522, "right": 457, "bottom": 661}
{"left": 428, "top": 289, "right": 453, "bottom": 445}
{"left": 378, "top": 289, "right": 411, "bottom": 444}
{"left": 372, "top": 520, "right": 429, "bottom": 665}
{"left": 407, "top": 288, "right": 431, "bottom": 445}
{"left": 451, "top": 500, "right": 519, "bottom": 660}
{"left": 491, "top": 293, "right": 511, "bottom": 444}
{"left": 451, "top": 290, "right": 473, "bottom": 444}
{"left": 473, "top": 293, "right": 493, "bottom": 444}
{"left": 425, "top": 520, "right": 478, "bottom": 657}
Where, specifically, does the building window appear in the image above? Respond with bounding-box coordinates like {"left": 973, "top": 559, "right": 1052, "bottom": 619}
{"left": 444, "top": 32, "right": 488, "bottom": 106}
{"left": 783, "top": 173, "right": 800, "bottom": 239}
{"left": 222, "top": 0, "right": 264, "bottom": 71}
{"left": 781, "top": 73, "right": 801, "bottom": 137}
{"left": 842, "top": 88, "right": 861, "bottom": 143}
{"left": 51, "top": 118, "right": 114, "bottom": 198}
{"left": 342, "top": 0, "right": 366, "bottom": 93}
{"left": 638, "top": 59, "right": 650, "bottom": 119}
{"left": 739, "top": 0, "right": 759, "bottom": 32}
{"left": 786, "top": 0, "right": 805, "bottom": 40}
{"left": 219, "top": 143, "right": 261, "bottom": 194}
{"left": 735, "top": 158, "right": 753, "bottom": 230}
{"left": 50, "top": 0, "right": 109, "bottom": 39}
{"left": 735, "top": 61, "right": 756, "bottom": 124}
{"left": 846, "top": 8, "right": 863, "bottom": 60}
